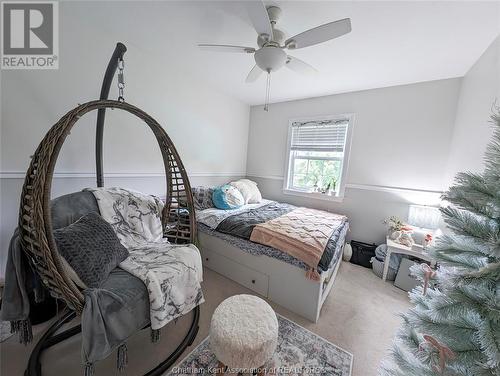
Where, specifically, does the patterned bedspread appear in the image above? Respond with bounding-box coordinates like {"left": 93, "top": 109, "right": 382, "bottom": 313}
{"left": 197, "top": 201, "right": 349, "bottom": 273}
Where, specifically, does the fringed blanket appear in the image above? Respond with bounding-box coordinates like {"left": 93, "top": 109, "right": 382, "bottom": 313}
{"left": 249, "top": 207, "right": 347, "bottom": 280}
{"left": 87, "top": 188, "right": 204, "bottom": 331}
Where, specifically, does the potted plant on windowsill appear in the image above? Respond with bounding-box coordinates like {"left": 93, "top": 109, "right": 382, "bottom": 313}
{"left": 320, "top": 177, "right": 338, "bottom": 196}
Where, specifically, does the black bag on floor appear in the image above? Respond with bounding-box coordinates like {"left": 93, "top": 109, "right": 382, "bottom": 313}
{"left": 350, "top": 240, "right": 377, "bottom": 268}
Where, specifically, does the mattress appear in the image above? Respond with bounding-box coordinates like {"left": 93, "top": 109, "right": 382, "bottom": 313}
{"left": 197, "top": 200, "right": 349, "bottom": 273}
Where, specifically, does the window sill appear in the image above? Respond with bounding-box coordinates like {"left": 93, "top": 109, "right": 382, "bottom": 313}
{"left": 283, "top": 188, "right": 345, "bottom": 202}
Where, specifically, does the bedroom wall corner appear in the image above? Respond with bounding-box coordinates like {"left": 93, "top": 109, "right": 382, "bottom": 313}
{"left": 445, "top": 35, "right": 500, "bottom": 186}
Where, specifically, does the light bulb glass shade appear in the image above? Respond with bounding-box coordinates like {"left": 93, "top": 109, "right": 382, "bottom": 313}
{"left": 408, "top": 204, "right": 440, "bottom": 230}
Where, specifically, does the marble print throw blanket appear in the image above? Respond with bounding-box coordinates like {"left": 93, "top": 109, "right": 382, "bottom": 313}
{"left": 87, "top": 187, "right": 204, "bottom": 331}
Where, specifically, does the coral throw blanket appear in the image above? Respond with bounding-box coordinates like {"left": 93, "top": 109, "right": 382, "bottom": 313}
{"left": 250, "top": 207, "right": 347, "bottom": 279}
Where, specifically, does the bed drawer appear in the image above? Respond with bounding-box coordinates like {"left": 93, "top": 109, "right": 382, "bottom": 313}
{"left": 201, "top": 247, "right": 269, "bottom": 296}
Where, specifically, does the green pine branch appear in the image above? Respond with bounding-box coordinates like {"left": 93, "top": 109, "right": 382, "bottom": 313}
{"left": 444, "top": 173, "right": 500, "bottom": 220}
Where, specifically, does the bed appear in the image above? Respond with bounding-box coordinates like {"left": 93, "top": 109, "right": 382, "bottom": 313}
{"left": 196, "top": 199, "right": 349, "bottom": 322}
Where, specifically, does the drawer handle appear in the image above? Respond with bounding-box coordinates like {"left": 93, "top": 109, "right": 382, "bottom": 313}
{"left": 252, "top": 279, "right": 255, "bottom": 284}
{"left": 205, "top": 257, "right": 209, "bottom": 261}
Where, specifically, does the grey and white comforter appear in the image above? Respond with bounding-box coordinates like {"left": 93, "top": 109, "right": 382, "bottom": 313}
{"left": 197, "top": 201, "right": 349, "bottom": 273}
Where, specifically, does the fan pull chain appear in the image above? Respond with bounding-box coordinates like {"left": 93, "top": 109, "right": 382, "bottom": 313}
{"left": 264, "top": 71, "right": 271, "bottom": 112}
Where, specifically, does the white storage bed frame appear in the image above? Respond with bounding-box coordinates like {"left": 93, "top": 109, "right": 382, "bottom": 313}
{"left": 198, "top": 231, "right": 344, "bottom": 323}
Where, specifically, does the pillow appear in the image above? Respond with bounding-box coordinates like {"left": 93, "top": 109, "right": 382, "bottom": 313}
{"left": 212, "top": 185, "right": 245, "bottom": 210}
{"left": 53, "top": 212, "right": 129, "bottom": 288}
{"left": 191, "top": 186, "right": 215, "bottom": 210}
{"left": 230, "top": 179, "right": 262, "bottom": 204}
{"left": 229, "top": 180, "right": 252, "bottom": 204}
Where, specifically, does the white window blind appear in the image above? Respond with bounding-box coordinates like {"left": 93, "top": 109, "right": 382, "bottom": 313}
{"left": 290, "top": 119, "right": 348, "bottom": 152}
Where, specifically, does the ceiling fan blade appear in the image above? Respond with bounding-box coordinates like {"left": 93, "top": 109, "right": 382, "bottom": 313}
{"left": 286, "top": 56, "right": 318, "bottom": 76}
{"left": 285, "top": 18, "right": 351, "bottom": 49}
{"left": 245, "top": 65, "right": 263, "bottom": 83}
{"left": 244, "top": 1, "right": 274, "bottom": 40}
{"left": 198, "top": 44, "right": 255, "bottom": 53}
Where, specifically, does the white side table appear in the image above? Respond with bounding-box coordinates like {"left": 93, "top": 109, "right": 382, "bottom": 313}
{"left": 383, "top": 237, "right": 436, "bottom": 281}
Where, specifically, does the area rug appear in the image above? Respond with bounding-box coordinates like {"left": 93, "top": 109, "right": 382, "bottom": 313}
{"left": 167, "top": 314, "right": 353, "bottom": 375}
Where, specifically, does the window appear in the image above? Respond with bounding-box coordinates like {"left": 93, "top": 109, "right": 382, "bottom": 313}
{"left": 284, "top": 115, "right": 353, "bottom": 200}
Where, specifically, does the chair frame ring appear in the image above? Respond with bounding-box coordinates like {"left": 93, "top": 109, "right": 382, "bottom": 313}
{"left": 18, "top": 99, "right": 197, "bottom": 314}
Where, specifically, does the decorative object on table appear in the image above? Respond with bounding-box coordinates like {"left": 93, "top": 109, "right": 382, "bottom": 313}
{"left": 423, "top": 233, "right": 433, "bottom": 249}
{"left": 349, "top": 240, "right": 377, "bottom": 268}
{"left": 383, "top": 216, "right": 413, "bottom": 240}
{"left": 393, "top": 258, "right": 420, "bottom": 292}
{"left": 342, "top": 242, "right": 353, "bottom": 261}
{"left": 209, "top": 294, "right": 278, "bottom": 375}
{"left": 169, "top": 313, "right": 353, "bottom": 376}
{"left": 380, "top": 109, "right": 500, "bottom": 376}
{"left": 395, "top": 230, "right": 414, "bottom": 247}
{"left": 212, "top": 184, "right": 245, "bottom": 210}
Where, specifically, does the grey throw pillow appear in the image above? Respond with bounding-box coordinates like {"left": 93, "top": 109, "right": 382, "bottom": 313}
{"left": 53, "top": 212, "right": 129, "bottom": 288}
{"left": 192, "top": 186, "right": 215, "bottom": 210}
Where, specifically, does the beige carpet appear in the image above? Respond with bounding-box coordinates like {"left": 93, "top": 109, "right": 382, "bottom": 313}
{"left": 0, "top": 262, "right": 410, "bottom": 376}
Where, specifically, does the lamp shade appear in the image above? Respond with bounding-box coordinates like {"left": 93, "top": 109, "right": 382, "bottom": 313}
{"left": 408, "top": 204, "right": 440, "bottom": 229}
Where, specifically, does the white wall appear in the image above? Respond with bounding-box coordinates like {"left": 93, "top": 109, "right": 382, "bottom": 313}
{"left": 246, "top": 79, "right": 462, "bottom": 243}
{"left": 446, "top": 36, "right": 500, "bottom": 184}
{"left": 0, "top": 2, "right": 250, "bottom": 276}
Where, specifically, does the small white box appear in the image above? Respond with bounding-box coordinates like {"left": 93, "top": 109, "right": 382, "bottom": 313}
{"left": 394, "top": 258, "right": 420, "bottom": 292}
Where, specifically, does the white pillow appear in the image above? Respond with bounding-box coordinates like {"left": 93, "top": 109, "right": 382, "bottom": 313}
{"left": 230, "top": 179, "right": 262, "bottom": 204}
{"left": 230, "top": 180, "right": 252, "bottom": 204}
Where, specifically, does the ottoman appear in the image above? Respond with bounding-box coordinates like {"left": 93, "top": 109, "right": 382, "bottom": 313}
{"left": 210, "top": 294, "right": 279, "bottom": 375}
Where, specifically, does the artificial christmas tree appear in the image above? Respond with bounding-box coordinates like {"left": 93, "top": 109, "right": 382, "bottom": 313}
{"left": 380, "top": 111, "right": 500, "bottom": 376}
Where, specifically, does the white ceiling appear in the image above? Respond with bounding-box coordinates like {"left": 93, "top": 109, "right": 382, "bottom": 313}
{"left": 67, "top": 1, "right": 500, "bottom": 105}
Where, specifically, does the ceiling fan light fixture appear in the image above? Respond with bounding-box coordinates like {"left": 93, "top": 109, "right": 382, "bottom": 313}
{"left": 254, "top": 46, "right": 287, "bottom": 72}
{"left": 198, "top": 1, "right": 352, "bottom": 112}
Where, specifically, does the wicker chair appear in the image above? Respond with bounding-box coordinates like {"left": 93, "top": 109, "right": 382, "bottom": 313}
{"left": 17, "top": 99, "right": 199, "bottom": 376}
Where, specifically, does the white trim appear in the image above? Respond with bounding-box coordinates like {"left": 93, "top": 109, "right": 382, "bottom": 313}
{"left": 246, "top": 174, "right": 443, "bottom": 195}
{"left": 345, "top": 183, "right": 443, "bottom": 195}
{"left": 283, "top": 188, "right": 345, "bottom": 202}
{"left": 247, "top": 173, "right": 284, "bottom": 181}
{"left": 0, "top": 171, "right": 245, "bottom": 179}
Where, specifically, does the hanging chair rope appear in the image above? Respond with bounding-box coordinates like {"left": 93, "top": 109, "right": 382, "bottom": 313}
{"left": 18, "top": 100, "right": 197, "bottom": 313}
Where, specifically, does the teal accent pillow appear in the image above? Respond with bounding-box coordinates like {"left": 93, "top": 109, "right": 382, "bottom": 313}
{"left": 212, "top": 185, "right": 245, "bottom": 210}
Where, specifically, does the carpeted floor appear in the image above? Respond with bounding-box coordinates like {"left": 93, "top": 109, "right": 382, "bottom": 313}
{"left": 0, "top": 262, "right": 410, "bottom": 376}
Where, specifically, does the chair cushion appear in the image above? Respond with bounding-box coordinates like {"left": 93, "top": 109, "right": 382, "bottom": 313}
{"left": 51, "top": 191, "right": 100, "bottom": 229}
{"left": 53, "top": 212, "right": 129, "bottom": 288}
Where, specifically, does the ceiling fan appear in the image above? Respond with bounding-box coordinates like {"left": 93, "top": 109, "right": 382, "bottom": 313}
{"left": 198, "top": 1, "right": 352, "bottom": 111}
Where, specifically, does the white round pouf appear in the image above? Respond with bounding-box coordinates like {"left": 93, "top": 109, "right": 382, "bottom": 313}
{"left": 210, "top": 294, "right": 279, "bottom": 372}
